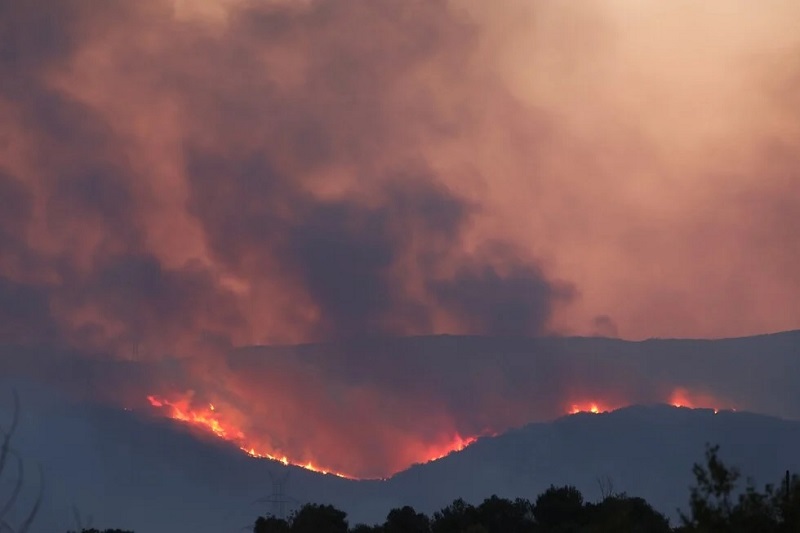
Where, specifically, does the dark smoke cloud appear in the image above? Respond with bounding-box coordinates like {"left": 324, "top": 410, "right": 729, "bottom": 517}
{"left": 429, "top": 243, "right": 575, "bottom": 336}
{"left": 0, "top": 0, "right": 568, "bottom": 357}
{"left": 0, "top": 278, "right": 56, "bottom": 343}
{"left": 591, "top": 315, "right": 618, "bottom": 338}
{"left": 1, "top": 0, "right": 799, "bottom": 480}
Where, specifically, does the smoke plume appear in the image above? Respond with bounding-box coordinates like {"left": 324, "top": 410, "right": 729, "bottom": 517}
{"left": 1, "top": 0, "right": 799, "bottom": 478}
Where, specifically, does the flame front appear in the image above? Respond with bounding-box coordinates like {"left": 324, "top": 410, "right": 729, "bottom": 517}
{"left": 566, "top": 387, "right": 732, "bottom": 417}
{"left": 146, "top": 394, "right": 484, "bottom": 479}
{"left": 145, "top": 385, "right": 734, "bottom": 479}
{"left": 424, "top": 434, "right": 479, "bottom": 462}
{"left": 147, "top": 395, "right": 351, "bottom": 477}
{"left": 569, "top": 402, "right": 609, "bottom": 414}
{"left": 669, "top": 387, "right": 732, "bottom": 414}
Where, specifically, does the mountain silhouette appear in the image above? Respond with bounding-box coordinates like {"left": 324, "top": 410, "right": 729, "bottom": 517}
{"left": 1, "top": 331, "right": 799, "bottom": 531}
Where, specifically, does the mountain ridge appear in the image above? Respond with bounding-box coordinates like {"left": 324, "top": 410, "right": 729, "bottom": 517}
{"left": 4, "top": 393, "right": 800, "bottom": 532}
{"left": 2, "top": 331, "right": 800, "bottom": 531}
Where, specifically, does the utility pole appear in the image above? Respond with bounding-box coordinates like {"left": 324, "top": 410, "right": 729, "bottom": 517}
{"left": 255, "top": 469, "right": 298, "bottom": 520}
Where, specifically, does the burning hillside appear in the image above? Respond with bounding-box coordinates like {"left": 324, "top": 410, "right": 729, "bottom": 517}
{"left": 146, "top": 393, "right": 490, "bottom": 479}
{"left": 0, "top": 0, "right": 795, "bottom": 485}
{"left": 145, "top": 380, "right": 733, "bottom": 479}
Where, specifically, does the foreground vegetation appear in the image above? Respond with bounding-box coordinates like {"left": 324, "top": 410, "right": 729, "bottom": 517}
{"left": 14, "top": 445, "right": 800, "bottom": 532}
{"left": 0, "top": 391, "right": 42, "bottom": 533}
{"left": 3, "top": 391, "right": 798, "bottom": 532}
{"left": 249, "top": 444, "right": 800, "bottom": 533}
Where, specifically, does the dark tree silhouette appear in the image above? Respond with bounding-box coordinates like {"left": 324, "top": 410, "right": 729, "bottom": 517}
{"left": 584, "top": 494, "right": 671, "bottom": 533}
{"left": 0, "top": 390, "right": 43, "bottom": 533}
{"left": 384, "top": 505, "right": 430, "bottom": 533}
{"left": 66, "top": 529, "right": 135, "bottom": 533}
{"left": 253, "top": 514, "right": 290, "bottom": 533}
{"left": 775, "top": 471, "right": 800, "bottom": 531}
{"left": 350, "top": 524, "right": 383, "bottom": 533}
{"left": 681, "top": 444, "right": 740, "bottom": 531}
{"left": 678, "top": 443, "right": 800, "bottom": 533}
{"left": 431, "top": 498, "right": 477, "bottom": 533}
{"left": 474, "top": 495, "right": 534, "bottom": 533}
{"left": 532, "top": 485, "right": 585, "bottom": 531}
{"left": 289, "top": 503, "right": 348, "bottom": 533}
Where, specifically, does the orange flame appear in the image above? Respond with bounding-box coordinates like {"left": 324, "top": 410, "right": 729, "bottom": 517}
{"left": 146, "top": 394, "right": 484, "bottom": 479}
{"left": 147, "top": 395, "right": 351, "bottom": 478}
{"left": 669, "top": 387, "right": 733, "bottom": 414}
{"left": 565, "top": 388, "right": 734, "bottom": 417}
{"left": 148, "top": 386, "right": 731, "bottom": 479}
{"left": 568, "top": 401, "right": 611, "bottom": 414}
{"left": 424, "top": 434, "right": 479, "bottom": 462}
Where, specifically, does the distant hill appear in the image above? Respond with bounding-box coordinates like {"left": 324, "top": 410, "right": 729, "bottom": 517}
{"left": 384, "top": 405, "right": 800, "bottom": 522}
{"left": 227, "top": 329, "right": 800, "bottom": 420}
{"left": 2, "top": 383, "right": 800, "bottom": 532}
{"left": 1, "top": 331, "right": 799, "bottom": 531}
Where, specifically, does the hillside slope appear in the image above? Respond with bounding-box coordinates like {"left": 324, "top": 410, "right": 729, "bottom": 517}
{"left": 2, "top": 385, "right": 799, "bottom": 532}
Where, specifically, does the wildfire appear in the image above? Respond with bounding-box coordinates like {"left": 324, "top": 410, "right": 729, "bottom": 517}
{"left": 146, "top": 385, "right": 733, "bottom": 479}
{"left": 669, "top": 387, "right": 731, "bottom": 414}
{"left": 146, "top": 394, "right": 485, "bottom": 479}
{"left": 147, "top": 395, "right": 352, "bottom": 478}
{"left": 147, "top": 395, "right": 243, "bottom": 441}
{"left": 566, "top": 387, "right": 732, "bottom": 417}
{"left": 568, "top": 402, "right": 610, "bottom": 414}
{"left": 425, "top": 434, "right": 479, "bottom": 462}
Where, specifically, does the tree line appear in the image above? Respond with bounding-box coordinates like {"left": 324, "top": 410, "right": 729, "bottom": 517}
{"left": 246, "top": 444, "right": 800, "bottom": 533}
{"left": 14, "top": 445, "right": 800, "bottom": 533}
{"left": 3, "top": 390, "right": 798, "bottom": 533}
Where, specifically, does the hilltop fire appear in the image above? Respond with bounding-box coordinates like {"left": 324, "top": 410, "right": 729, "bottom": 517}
{"left": 142, "top": 387, "right": 723, "bottom": 479}
{"left": 141, "top": 387, "right": 730, "bottom": 479}
{"left": 669, "top": 387, "right": 732, "bottom": 414}
{"left": 569, "top": 402, "right": 612, "bottom": 414}
{"left": 146, "top": 395, "right": 485, "bottom": 479}
{"left": 568, "top": 388, "right": 730, "bottom": 416}
{"left": 143, "top": 385, "right": 733, "bottom": 480}
{"left": 147, "top": 395, "right": 352, "bottom": 477}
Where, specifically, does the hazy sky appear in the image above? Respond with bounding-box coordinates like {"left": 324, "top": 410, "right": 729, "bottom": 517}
{"left": 2, "top": 0, "right": 799, "bottom": 355}
{"left": 1, "top": 0, "right": 800, "bottom": 478}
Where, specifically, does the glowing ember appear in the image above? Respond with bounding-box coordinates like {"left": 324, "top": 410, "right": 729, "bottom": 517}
{"left": 425, "top": 434, "right": 479, "bottom": 462}
{"left": 148, "top": 386, "right": 733, "bottom": 479}
{"left": 147, "top": 395, "right": 351, "bottom": 478}
{"left": 147, "top": 395, "right": 242, "bottom": 440}
{"left": 568, "top": 402, "right": 608, "bottom": 414}
{"left": 565, "top": 388, "right": 733, "bottom": 417}
{"left": 669, "top": 387, "right": 731, "bottom": 414}
{"left": 146, "top": 394, "right": 485, "bottom": 479}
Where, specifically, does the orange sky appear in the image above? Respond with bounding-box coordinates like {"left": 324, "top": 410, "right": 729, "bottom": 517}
{"left": 1, "top": 0, "right": 799, "bottom": 476}
{"left": 3, "top": 0, "right": 798, "bottom": 354}
{"left": 468, "top": 0, "right": 800, "bottom": 339}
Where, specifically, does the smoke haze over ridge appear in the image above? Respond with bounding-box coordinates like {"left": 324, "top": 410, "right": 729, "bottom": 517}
{"left": 1, "top": 0, "right": 800, "bottom": 479}
{"left": 3, "top": 332, "right": 800, "bottom": 479}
